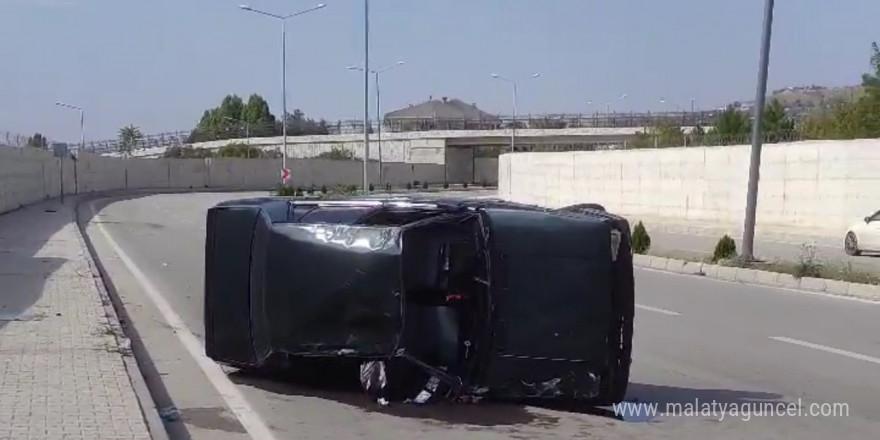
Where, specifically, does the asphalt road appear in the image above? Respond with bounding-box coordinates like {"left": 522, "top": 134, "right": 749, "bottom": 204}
{"left": 81, "top": 192, "right": 880, "bottom": 440}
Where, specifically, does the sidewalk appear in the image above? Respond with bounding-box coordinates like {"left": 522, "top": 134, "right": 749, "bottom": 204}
{"left": 0, "top": 198, "right": 152, "bottom": 439}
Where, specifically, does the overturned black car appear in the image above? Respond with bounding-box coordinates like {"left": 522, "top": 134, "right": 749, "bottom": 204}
{"left": 204, "top": 197, "right": 634, "bottom": 405}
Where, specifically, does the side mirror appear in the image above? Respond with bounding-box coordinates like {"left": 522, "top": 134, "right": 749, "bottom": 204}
{"left": 866, "top": 217, "right": 872, "bottom": 224}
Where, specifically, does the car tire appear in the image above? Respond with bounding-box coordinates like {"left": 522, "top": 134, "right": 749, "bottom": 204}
{"left": 845, "top": 232, "right": 861, "bottom": 256}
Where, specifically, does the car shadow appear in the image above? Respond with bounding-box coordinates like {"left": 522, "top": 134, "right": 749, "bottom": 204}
{"left": 228, "top": 368, "right": 558, "bottom": 427}
{"left": 228, "top": 369, "right": 784, "bottom": 427}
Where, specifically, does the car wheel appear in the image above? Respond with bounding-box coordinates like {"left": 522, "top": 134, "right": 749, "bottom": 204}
{"left": 845, "top": 232, "right": 861, "bottom": 256}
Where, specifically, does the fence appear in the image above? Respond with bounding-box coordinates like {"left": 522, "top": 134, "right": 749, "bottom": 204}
{"left": 1, "top": 130, "right": 33, "bottom": 148}
{"left": 74, "top": 111, "right": 726, "bottom": 154}
{"left": 488, "top": 130, "right": 805, "bottom": 156}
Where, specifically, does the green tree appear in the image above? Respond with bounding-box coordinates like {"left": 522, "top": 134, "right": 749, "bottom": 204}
{"left": 761, "top": 99, "right": 795, "bottom": 142}
{"left": 707, "top": 106, "right": 750, "bottom": 145}
{"left": 801, "top": 42, "right": 880, "bottom": 140}
{"left": 190, "top": 94, "right": 263, "bottom": 143}
{"left": 631, "top": 121, "right": 686, "bottom": 148}
{"left": 25, "top": 133, "right": 49, "bottom": 149}
{"left": 281, "top": 109, "right": 331, "bottom": 136}
{"left": 118, "top": 125, "right": 143, "bottom": 156}
{"left": 861, "top": 42, "right": 880, "bottom": 88}
{"left": 241, "top": 94, "right": 277, "bottom": 137}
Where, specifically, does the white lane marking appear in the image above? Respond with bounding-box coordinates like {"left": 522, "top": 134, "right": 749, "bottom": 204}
{"left": 88, "top": 201, "right": 276, "bottom": 440}
{"left": 636, "top": 303, "right": 681, "bottom": 316}
{"left": 770, "top": 336, "right": 880, "bottom": 366}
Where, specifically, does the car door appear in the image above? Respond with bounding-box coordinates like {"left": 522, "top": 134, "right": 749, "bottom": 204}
{"left": 863, "top": 210, "right": 880, "bottom": 251}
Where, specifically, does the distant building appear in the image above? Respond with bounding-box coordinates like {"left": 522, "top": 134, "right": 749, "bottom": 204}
{"left": 384, "top": 96, "right": 501, "bottom": 132}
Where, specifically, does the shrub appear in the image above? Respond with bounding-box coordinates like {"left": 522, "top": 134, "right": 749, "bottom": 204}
{"left": 385, "top": 183, "right": 392, "bottom": 191}
{"left": 421, "top": 181, "right": 428, "bottom": 190}
{"left": 631, "top": 221, "right": 651, "bottom": 254}
{"left": 462, "top": 182, "right": 469, "bottom": 189}
{"left": 794, "top": 243, "right": 822, "bottom": 279}
{"left": 320, "top": 185, "right": 327, "bottom": 194}
{"left": 406, "top": 182, "right": 412, "bottom": 190}
{"left": 307, "top": 185, "right": 316, "bottom": 194}
{"left": 277, "top": 186, "right": 297, "bottom": 196}
{"left": 481, "top": 180, "right": 488, "bottom": 187}
{"left": 443, "top": 182, "right": 449, "bottom": 189}
{"left": 413, "top": 180, "right": 421, "bottom": 188}
{"left": 295, "top": 187, "right": 303, "bottom": 197}
{"left": 712, "top": 235, "right": 737, "bottom": 262}
{"left": 316, "top": 145, "right": 356, "bottom": 161}
{"left": 368, "top": 183, "right": 374, "bottom": 192}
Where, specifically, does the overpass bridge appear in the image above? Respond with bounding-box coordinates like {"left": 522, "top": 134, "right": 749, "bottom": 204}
{"left": 106, "top": 126, "right": 703, "bottom": 184}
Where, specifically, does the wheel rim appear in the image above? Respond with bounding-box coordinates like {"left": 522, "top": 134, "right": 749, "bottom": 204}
{"left": 845, "top": 233, "right": 857, "bottom": 253}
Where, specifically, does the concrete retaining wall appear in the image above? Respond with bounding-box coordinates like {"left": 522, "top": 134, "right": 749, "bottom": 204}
{"left": 0, "top": 147, "right": 460, "bottom": 215}
{"left": 499, "top": 139, "right": 880, "bottom": 233}
{"left": 474, "top": 158, "right": 498, "bottom": 184}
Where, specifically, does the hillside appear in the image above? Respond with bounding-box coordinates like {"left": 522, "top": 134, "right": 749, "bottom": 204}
{"left": 731, "top": 85, "right": 864, "bottom": 117}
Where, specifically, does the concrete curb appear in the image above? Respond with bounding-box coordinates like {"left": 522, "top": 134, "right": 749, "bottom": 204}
{"left": 73, "top": 196, "right": 171, "bottom": 440}
{"left": 633, "top": 254, "right": 880, "bottom": 302}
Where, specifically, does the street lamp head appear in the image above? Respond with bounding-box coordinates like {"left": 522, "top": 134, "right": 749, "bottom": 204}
{"left": 396, "top": 61, "right": 405, "bottom": 65}
{"left": 346, "top": 65, "right": 361, "bottom": 70}
{"left": 490, "top": 73, "right": 500, "bottom": 78}
{"left": 620, "top": 94, "right": 627, "bottom": 99}
{"left": 315, "top": 3, "right": 326, "bottom": 9}
{"left": 238, "top": 4, "right": 252, "bottom": 10}
{"left": 531, "top": 73, "right": 541, "bottom": 79}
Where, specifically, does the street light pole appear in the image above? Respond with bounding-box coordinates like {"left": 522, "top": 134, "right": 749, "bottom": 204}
{"left": 55, "top": 101, "right": 84, "bottom": 200}
{"left": 281, "top": 18, "right": 287, "bottom": 170}
{"left": 362, "top": 0, "right": 370, "bottom": 192}
{"left": 347, "top": 60, "right": 404, "bottom": 188}
{"left": 239, "top": 3, "right": 326, "bottom": 182}
{"left": 742, "top": 0, "right": 776, "bottom": 261}
{"left": 223, "top": 116, "right": 252, "bottom": 157}
{"left": 492, "top": 73, "right": 540, "bottom": 153}
{"left": 605, "top": 93, "right": 627, "bottom": 114}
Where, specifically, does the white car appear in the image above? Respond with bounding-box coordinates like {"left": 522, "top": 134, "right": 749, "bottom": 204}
{"left": 845, "top": 210, "right": 880, "bottom": 256}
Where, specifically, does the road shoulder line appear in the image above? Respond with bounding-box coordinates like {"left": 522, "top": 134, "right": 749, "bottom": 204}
{"left": 633, "top": 254, "right": 880, "bottom": 303}
{"left": 73, "top": 201, "right": 170, "bottom": 440}
{"left": 82, "top": 198, "right": 277, "bottom": 440}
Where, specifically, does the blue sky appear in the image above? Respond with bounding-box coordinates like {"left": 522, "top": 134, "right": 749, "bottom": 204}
{"left": 2, "top": 0, "right": 879, "bottom": 141}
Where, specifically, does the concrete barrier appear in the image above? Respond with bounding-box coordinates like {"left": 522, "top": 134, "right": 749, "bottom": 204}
{"left": 499, "top": 139, "right": 880, "bottom": 234}
{"left": 0, "top": 148, "right": 464, "bottom": 215}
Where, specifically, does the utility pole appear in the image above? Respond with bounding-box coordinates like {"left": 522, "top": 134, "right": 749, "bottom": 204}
{"left": 742, "top": 0, "right": 776, "bottom": 260}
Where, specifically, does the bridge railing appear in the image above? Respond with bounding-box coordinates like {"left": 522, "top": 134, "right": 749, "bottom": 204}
{"left": 76, "top": 111, "right": 725, "bottom": 153}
